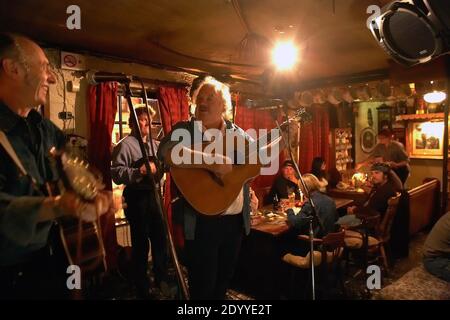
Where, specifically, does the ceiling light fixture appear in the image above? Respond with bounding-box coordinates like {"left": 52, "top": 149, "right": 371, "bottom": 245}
{"left": 272, "top": 41, "right": 298, "bottom": 71}
{"left": 424, "top": 91, "right": 447, "bottom": 104}
{"left": 423, "top": 81, "right": 447, "bottom": 104}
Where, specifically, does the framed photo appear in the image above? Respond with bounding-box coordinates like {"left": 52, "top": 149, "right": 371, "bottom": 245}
{"left": 408, "top": 121, "right": 443, "bottom": 159}
{"left": 360, "top": 127, "right": 376, "bottom": 154}
{"left": 115, "top": 96, "right": 143, "bottom": 122}
{"left": 147, "top": 98, "right": 161, "bottom": 124}
{"left": 123, "top": 97, "right": 143, "bottom": 114}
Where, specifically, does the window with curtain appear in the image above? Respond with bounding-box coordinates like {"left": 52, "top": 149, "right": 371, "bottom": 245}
{"left": 111, "top": 94, "right": 164, "bottom": 227}
{"left": 112, "top": 95, "right": 163, "bottom": 145}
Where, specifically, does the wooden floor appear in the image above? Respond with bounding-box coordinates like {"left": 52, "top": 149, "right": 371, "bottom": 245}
{"left": 85, "top": 231, "right": 428, "bottom": 300}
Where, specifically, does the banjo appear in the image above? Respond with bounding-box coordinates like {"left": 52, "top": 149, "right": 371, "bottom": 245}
{"left": 49, "top": 150, "right": 108, "bottom": 273}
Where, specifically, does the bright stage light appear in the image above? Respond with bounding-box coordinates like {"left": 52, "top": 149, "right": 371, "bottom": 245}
{"left": 272, "top": 41, "right": 298, "bottom": 71}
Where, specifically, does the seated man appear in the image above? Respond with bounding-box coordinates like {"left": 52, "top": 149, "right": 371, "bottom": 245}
{"left": 347, "top": 162, "right": 398, "bottom": 218}
{"left": 423, "top": 212, "right": 450, "bottom": 282}
{"left": 269, "top": 160, "right": 301, "bottom": 201}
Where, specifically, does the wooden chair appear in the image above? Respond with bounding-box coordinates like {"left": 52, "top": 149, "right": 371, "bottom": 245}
{"left": 376, "top": 193, "right": 401, "bottom": 270}
{"left": 344, "top": 193, "right": 401, "bottom": 273}
{"left": 282, "top": 229, "right": 346, "bottom": 299}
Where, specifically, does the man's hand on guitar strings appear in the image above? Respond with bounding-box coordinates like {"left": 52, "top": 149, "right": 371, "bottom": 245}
{"left": 208, "top": 158, "right": 232, "bottom": 179}
{"left": 139, "top": 161, "right": 157, "bottom": 175}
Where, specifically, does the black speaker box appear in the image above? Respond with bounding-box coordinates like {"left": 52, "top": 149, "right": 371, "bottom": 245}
{"left": 370, "top": 0, "right": 450, "bottom": 66}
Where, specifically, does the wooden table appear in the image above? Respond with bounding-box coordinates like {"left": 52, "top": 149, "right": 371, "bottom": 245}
{"left": 328, "top": 188, "right": 368, "bottom": 205}
{"left": 231, "top": 196, "right": 355, "bottom": 298}
{"left": 333, "top": 197, "right": 355, "bottom": 210}
{"left": 251, "top": 197, "right": 354, "bottom": 236}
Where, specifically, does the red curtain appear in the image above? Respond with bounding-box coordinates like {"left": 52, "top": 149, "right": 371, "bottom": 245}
{"left": 158, "top": 86, "right": 189, "bottom": 249}
{"left": 234, "top": 99, "right": 283, "bottom": 203}
{"left": 87, "top": 82, "right": 119, "bottom": 269}
{"left": 299, "top": 104, "right": 330, "bottom": 174}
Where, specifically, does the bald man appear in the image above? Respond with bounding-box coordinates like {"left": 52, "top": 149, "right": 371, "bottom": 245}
{"left": 0, "top": 33, "right": 109, "bottom": 299}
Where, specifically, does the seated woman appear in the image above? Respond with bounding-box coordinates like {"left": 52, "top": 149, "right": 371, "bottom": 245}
{"left": 311, "top": 157, "right": 329, "bottom": 193}
{"left": 280, "top": 174, "right": 339, "bottom": 258}
{"left": 287, "top": 174, "right": 338, "bottom": 238}
{"left": 269, "top": 160, "right": 301, "bottom": 201}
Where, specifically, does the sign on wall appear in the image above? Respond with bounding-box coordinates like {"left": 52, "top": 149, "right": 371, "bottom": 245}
{"left": 60, "top": 51, "right": 86, "bottom": 71}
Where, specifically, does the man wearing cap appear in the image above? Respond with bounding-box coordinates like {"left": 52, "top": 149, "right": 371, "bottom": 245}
{"left": 347, "top": 162, "right": 398, "bottom": 217}
{"left": 269, "top": 160, "right": 301, "bottom": 201}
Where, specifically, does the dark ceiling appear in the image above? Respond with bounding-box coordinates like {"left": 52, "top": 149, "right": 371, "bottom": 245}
{"left": 0, "top": 0, "right": 394, "bottom": 93}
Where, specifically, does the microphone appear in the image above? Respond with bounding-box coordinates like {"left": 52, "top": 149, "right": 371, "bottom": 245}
{"left": 86, "top": 70, "right": 133, "bottom": 85}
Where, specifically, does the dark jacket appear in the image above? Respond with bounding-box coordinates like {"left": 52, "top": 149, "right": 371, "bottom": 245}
{"left": 0, "top": 102, "right": 65, "bottom": 266}
{"left": 287, "top": 191, "right": 338, "bottom": 238}
{"left": 269, "top": 175, "right": 300, "bottom": 200}
{"left": 356, "top": 180, "right": 397, "bottom": 217}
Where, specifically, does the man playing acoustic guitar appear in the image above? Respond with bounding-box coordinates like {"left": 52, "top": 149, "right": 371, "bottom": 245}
{"left": 158, "top": 76, "right": 259, "bottom": 299}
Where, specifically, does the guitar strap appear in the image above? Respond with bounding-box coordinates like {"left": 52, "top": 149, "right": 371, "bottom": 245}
{"left": 0, "top": 129, "right": 38, "bottom": 186}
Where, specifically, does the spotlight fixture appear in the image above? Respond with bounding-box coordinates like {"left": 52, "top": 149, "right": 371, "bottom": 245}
{"left": 271, "top": 41, "right": 298, "bottom": 71}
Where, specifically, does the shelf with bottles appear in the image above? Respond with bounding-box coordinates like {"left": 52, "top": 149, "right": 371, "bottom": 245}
{"left": 395, "top": 113, "right": 444, "bottom": 121}
{"left": 333, "top": 128, "right": 354, "bottom": 172}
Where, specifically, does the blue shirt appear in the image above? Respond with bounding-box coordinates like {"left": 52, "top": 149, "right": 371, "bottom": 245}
{"left": 287, "top": 191, "right": 338, "bottom": 237}
{"left": 111, "top": 134, "right": 160, "bottom": 189}
{"left": 0, "top": 102, "right": 65, "bottom": 266}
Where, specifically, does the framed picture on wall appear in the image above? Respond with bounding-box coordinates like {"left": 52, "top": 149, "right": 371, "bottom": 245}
{"left": 147, "top": 98, "right": 161, "bottom": 124}
{"left": 408, "top": 121, "right": 443, "bottom": 159}
{"left": 360, "top": 127, "right": 377, "bottom": 153}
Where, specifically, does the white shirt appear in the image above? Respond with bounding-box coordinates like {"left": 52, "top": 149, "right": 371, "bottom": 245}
{"left": 197, "top": 119, "right": 244, "bottom": 215}
{"left": 223, "top": 188, "right": 244, "bottom": 215}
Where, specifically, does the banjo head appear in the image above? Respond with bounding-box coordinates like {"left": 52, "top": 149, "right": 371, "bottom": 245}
{"left": 60, "top": 153, "right": 105, "bottom": 201}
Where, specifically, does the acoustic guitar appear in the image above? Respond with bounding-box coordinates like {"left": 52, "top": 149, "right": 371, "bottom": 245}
{"left": 49, "top": 150, "right": 107, "bottom": 274}
{"left": 170, "top": 111, "right": 305, "bottom": 215}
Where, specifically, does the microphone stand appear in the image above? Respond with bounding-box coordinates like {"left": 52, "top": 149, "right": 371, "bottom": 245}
{"left": 275, "top": 106, "right": 324, "bottom": 300}
{"left": 124, "top": 80, "right": 189, "bottom": 300}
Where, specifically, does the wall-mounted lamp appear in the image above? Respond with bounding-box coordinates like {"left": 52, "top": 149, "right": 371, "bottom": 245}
{"left": 423, "top": 81, "right": 447, "bottom": 104}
